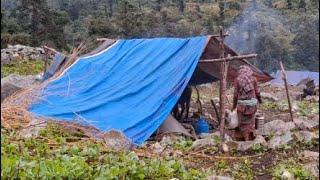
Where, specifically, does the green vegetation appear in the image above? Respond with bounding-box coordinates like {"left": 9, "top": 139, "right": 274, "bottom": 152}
{"left": 212, "top": 159, "right": 254, "bottom": 179}
{"left": 261, "top": 100, "right": 279, "bottom": 110}
{"left": 251, "top": 144, "right": 267, "bottom": 154}
{"left": 1, "top": 59, "right": 44, "bottom": 77}
{"left": 297, "top": 100, "right": 319, "bottom": 117}
{"left": 172, "top": 137, "right": 193, "bottom": 152}
{"left": 1, "top": 125, "right": 206, "bottom": 179}
{"left": 272, "top": 159, "right": 315, "bottom": 179}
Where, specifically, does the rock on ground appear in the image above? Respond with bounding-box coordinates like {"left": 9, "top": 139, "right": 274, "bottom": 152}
{"left": 304, "top": 163, "right": 319, "bottom": 178}
{"left": 294, "top": 131, "right": 317, "bottom": 143}
{"left": 267, "top": 132, "right": 293, "bottom": 149}
{"left": 281, "top": 170, "right": 294, "bottom": 180}
{"left": 301, "top": 150, "right": 319, "bottom": 163}
{"left": 1, "top": 74, "right": 41, "bottom": 101}
{"left": 1, "top": 82, "right": 22, "bottom": 102}
{"left": 257, "top": 120, "right": 296, "bottom": 136}
{"left": 18, "top": 118, "right": 47, "bottom": 138}
{"left": 151, "top": 142, "right": 165, "bottom": 154}
{"left": 192, "top": 131, "right": 232, "bottom": 150}
{"left": 260, "top": 92, "right": 279, "bottom": 101}
{"left": 236, "top": 135, "right": 267, "bottom": 152}
{"left": 294, "top": 118, "right": 319, "bottom": 131}
{"left": 102, "top": 130, "right": 133, "bottom": 151}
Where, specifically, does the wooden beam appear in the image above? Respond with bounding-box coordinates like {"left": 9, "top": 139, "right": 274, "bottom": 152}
{"left": 210, "top": 33, "right": 229, "bottom": 38}
{"left": 199, "top": 54, "right": 257, "bottom": 63}
{"left": 97, "top": 38, "right": 115, "bottom": 42}
{"left": 280, "top": 61, "right": 294, "bottom": 121}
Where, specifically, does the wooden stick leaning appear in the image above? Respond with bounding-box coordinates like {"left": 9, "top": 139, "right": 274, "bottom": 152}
{"left": 280, "top": 61, "right": 294, "bottom": 121}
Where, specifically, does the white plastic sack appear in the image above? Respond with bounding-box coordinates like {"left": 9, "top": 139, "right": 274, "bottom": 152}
{"left": 225, "top": 109, "right": 239, "bottom": 129}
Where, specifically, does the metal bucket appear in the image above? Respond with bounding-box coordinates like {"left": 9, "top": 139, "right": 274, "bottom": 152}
{"left": 255, "top": 113, "right": 264, "bottom": 130}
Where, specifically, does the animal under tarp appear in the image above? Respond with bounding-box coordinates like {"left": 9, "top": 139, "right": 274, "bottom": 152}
{"left": 30, "top": 36, "right": 272, "bottom": 145}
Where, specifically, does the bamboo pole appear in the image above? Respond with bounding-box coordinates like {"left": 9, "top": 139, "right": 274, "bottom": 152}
{"left": 280, "top": 61, "right": 294, "bottom": 121}
{"left": 199, "top": 54, "right": 257, "bottom": 63}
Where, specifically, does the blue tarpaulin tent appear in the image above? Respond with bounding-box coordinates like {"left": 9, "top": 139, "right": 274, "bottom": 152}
{"left": 29, "top": 36, "right": 273, "bottom": 145}
{"left": 30, "top": 37, "right": 209, "bottom": 145}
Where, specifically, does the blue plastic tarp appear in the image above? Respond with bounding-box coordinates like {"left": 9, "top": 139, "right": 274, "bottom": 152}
{"left": 271, "top": 70, "right": 319, "bottom": 86}
{"left": 30, "top": 36, "right": 208, "bottom": 145}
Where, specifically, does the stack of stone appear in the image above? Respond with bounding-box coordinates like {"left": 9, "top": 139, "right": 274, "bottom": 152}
{"left": 1, "top": 44, "right": 46, "bottom": 64}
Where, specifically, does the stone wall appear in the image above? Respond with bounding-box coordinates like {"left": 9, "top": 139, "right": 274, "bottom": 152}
{"left": 1, "top": 44, "right": 47, "bottom": 65}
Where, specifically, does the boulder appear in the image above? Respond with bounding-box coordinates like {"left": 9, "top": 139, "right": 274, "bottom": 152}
{"left": 102, "top": 130, "right": 132, "bottom": 151}
{"left": 301, "top": 150, "right": 319, "bottom": 162}
{"left": 1, "top": 74, "right": 40, "bottom": 88}
{"left": 294, "top": 131, "right": 317, "bottom": 142}
{"left": 304, "top": 163, "right": 319, "bottom": 178}
{"left": 281, "top": 170, "right": 294, "bottom": 180}
{"left": 293, "top": 118, "right": 319, "bottom": 131}
{"left": 257, "top": 120, "right": 296, "bottom": 136}
{"left": 267, "top": 132, "right": 293, "bottom": 149}
{"left": 192, "top": 132, "right": 232, "bottom": 150}
{"left": 192, "top": 138, "right": 217, "bottom": 150}
{"left": 1, "top": 74, "right": 40, "bottom": 101}
{"left": 151, "top": 142, "right": 165, "bottom": 154}
{"left": 236, "top": 135, "right": 267, "bottom": 152}
{"left": 261, "top": 92, "right": 279, "bottom": 101}
{"left": 304, "top": 95, "right": 319, "bottom": 102}
{"left": 1, "top": 53, "right": 11, "bottom": 64}
{"left": 1, "top": 83, "right": 22, "bottom": 102}
{"left": 18, "top": 118, "right": 47, "bottom": 138}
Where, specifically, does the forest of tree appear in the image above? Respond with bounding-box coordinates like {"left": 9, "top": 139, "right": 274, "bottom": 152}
{"left": 1, "top": 0, "right": 319, "bottom": 73}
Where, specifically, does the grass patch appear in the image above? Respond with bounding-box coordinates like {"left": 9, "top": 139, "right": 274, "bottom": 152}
{"left": 210, "top": 159, "right": 254, "bottom": 180}
{"left": 297, "top": 100, "right": 319, "bottom": 117}
{"left": 1, "top": 59, "right": 45, "bottom": 77}
{"left": 1, "top": 126, "right": 207, "bottom": 179}
{"left": 272, "top": 158, "right": 315, "bottom": 179}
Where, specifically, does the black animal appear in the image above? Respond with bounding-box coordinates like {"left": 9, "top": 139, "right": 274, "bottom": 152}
{"left": 172, "top": 86, "right": 192, "bottom": 121}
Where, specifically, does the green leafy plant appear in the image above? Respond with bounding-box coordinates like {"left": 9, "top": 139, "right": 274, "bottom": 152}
{"left": 172, "top": 137, "right": 193, "bottom": 152}
{"left": 297, "top": 101, "right": 319, "bottom": 117}
{"left": 272, "top": 159, "right": 314, "bottom": 179}
{"left": 1, "top": 126, "right": 207, "bottom": 179}
{"left": 251, "top": 144, "right": 267, "bottom": 154}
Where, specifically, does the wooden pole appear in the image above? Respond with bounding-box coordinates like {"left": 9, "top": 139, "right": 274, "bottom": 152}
{"left": 199, "top": 54, "right": 257, "bottom": 63}
{"left": 218, "top": 26, "right": 227, "bottom": 150}
{"left": 97, "top": 38, "right": 116, "bottom": 41}
{"left": 280, "top": 61, "right": 294, "bottom": 121}
{"left": 42, "top": 47, "right": 49, "bottom": 75}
